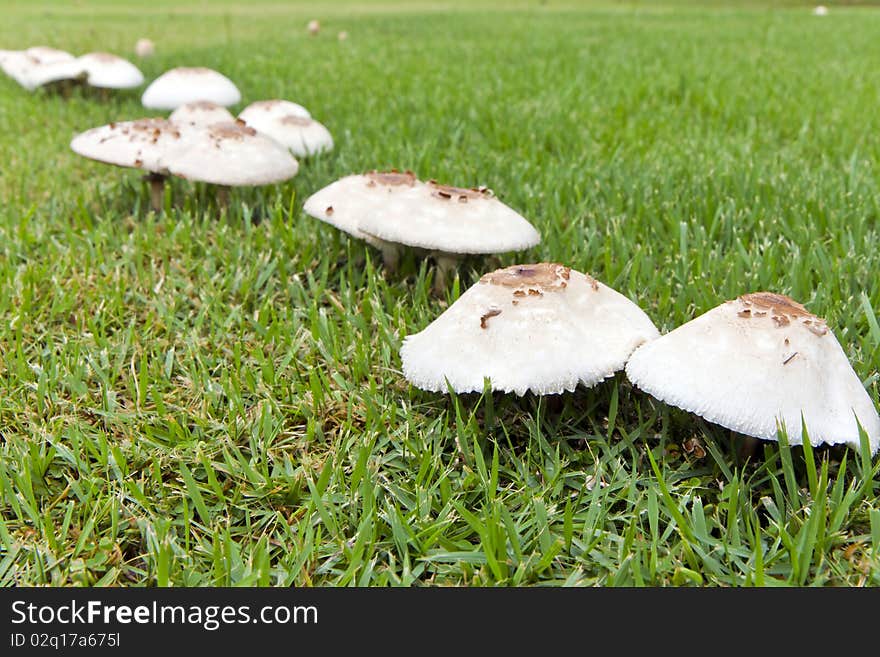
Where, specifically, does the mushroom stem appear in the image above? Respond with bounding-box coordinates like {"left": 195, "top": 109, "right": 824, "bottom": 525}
{"left": 144, "top": 173, "right": 166, "bottom": 213}
{"left": 216, "top": 185, "right": 230, "bottom": 210}
{"left": 432, "top": 252, "right": 461, "bottom": 295}
{"left": 737, "top": 433, "right": 760, "bottom": 462}
{"left": 376, "top": 240, "right": 400, "bottom": 273}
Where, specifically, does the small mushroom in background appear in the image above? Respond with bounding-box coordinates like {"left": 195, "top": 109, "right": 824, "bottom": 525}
{"left": 77, "top": 52, "right": 144, "bottom": 90}
{"left": 169, "top": 100, "right": 235, "bottom": 127}
{"left": 308, "top": 20, "right": 321, "bottom": 36}
{"left": 135, "top": 38, "right": 155, "bottom": 58}
{"left": 70, "top": 117, "right": 184, "bottom": 212}
{"left": 165, "top": 120, "right": 299, "bottom": 207}
{"left": 239, "top": 99, "right": 331, "bottom": 157}
{"left": 1, "top": 47, "right": 83, "bottom": 90}
{"left": 401, "top": 263, "right": 660, "bottom": 395}
{"left": 141, "top": 67, "right": 241, "bottom": 110}
{"left": 625, "top": 292, "right": 880, "bottom": 454}
{"left": 813, "top": 5, "right": 829, "bottom": 16}
{"left": 338, "top": 31, "right": 349, "bottom": 41}
{"left": 303, "top": 170, "right": 424, "bottom": 270}
{"left": 1, "top": 48, "right": 142, "bottom": 94}
{"left": 18, "top": 57, "right": 87, "bottom": 91}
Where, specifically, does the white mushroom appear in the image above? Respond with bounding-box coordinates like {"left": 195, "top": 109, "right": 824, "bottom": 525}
{"left": 625, "top": 292, "right": 880, "bottom": 453}
{"left": 305, "top": 172, "right": 541, "bottom": 288}
{"left": 401, "top": 263, "right": 660, "bottom": 395}
{"left": 1, "top": 47, "right": 83, "bottom": 90}
{"left": 240, "top": 113, "right": 332, "bottom": 157}
{"left": 135, "top": 38, "right": 155, "bottom": 58}
{"left": 813, "top": 6, "right": 829, "bottom": 16}
{"left": 303, "top": 170, "right": 423, "bottom": 264}
{"left": 360, "top": 180, "right": 540, "bottom": 255}
{"left": 77, "top": 52, "right": 144, "bottom": 89}
{"left": 1, "top": 48, "right": 141, "bottom": 92}
{"left": 21, "top": 58, "right": 87, "bottom": 90}
{"left": 308, "top": 20, "right": 321, "bottom": 36}
{"left": 359, "top": 179, "right": 541, "bottom": 291}
{"left": 141, "top": 67, "right": 241, "bottom": 110}
{"left": 70, "top": 118, "right": 185, "bottom": 211}
{"left": 238, "top": 99, "right": 328, "bottom": 156}
{"left": 238, "top": 99, "right": 311, "bottom": 122}
{"left": 169, "top": 100, "right": 235, "bottom": 127}
{"left": 166, "top": 120, "right": 298, "bottom": 205}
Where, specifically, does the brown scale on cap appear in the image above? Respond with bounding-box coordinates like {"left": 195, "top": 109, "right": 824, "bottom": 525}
{"left": 209, "top": 121, "right": 257, "bottom": 140}
{"left": 185, "top": 100, "right": 224, "bottom": 111}
{"left": 481, "top": 264, "right": 578, "bottom": 301}
{"left": 366, "top": 170, "right": 417, "bottom": 188}
{"left": 280, "top": 115, "right": 312, "bottom": 127}
{"left": 118, "top": 118, "right": 181, "bottom": 141}
{"left": 427, "top": 181, "right": 493, "bottom": 203}
{"left": 735, "top": 292, "right": 828, "bottom": 337}
{"left": 480, "top": 308, "right": 502, "bottom": 329}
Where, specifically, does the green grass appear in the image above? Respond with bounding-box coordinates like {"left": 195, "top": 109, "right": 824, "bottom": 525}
{"left": 1, "top": 0, "right": 880, "bottom": 586}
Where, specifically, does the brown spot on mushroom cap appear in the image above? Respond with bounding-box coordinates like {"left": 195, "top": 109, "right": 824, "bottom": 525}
{"left": 120, "top": 118, "right": 181, "bottom": 139}
{"left": 209, "top": 122, "right": 257, "bottom": 139}
{"left": 480, "top": 308, "right": 502, "bottom": 329}
{"left": 428, "top": 181, "right": 493, "bottom": 201}
{"left": 280, "top": 115, "right": 312, "bottom": 127}
{"left": 735, "top": 292, "right": 828, "bottom": 336}
{"left": 185, "top": 100, "right": 224, "bottom": 111}
{"left": 366, "top": 170, "right": 417, "bottom": 187}
{"left": 741, "top": 293, "right": 815, "bottom": 319}
{"left": 481, "top": 263, "right": 574, "bottom": 293}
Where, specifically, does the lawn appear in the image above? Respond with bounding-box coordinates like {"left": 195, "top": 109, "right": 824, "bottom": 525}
{"left": 1, "top": 0, "right": 880, "bottom": 586}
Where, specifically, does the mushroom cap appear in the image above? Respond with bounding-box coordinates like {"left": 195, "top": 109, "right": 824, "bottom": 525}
{"left": 167, "top": 121, "right": 298, "bottom": 186}
{"left": 625, "top": 292, "right": 880, "bottom": 453}
{"left": 21, "top": 57, "right": 87, "bottom": 89}
{"left": 1, "top": 50, "right": 83, "bottom": 89}
{"left": 169, "top": 100, "right": 235, "bottom": 127}
{"left": 303, "top": 171, "right": 422, "bottom": 246}
{"left": 25, "top": 46, "right": 76, "bottom": 64}
{"left": 141, "top": 67, "right": 241, "bottom": 110}
{"left": 401, "top": 263, "right": 661, "bottom": 395}
{"left": 358, "top": 180, "right": 541, "bottom": 255}
{"left": 70, "top": 118, "right": 184, "bottom": 173}
{"left": 0, "top": 51, "right": 32, "bottom": 86}
{"left": 243, "top": 113, "right": 333, "bottom": 157}
{"left": 238, "top": 99, "right": 311, "bottom": 122}
{"left": 77, "top": 52, "right": 144, "bottom": 89}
